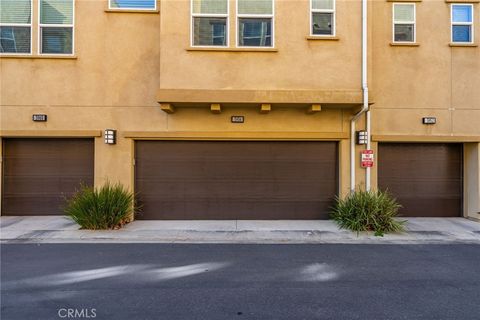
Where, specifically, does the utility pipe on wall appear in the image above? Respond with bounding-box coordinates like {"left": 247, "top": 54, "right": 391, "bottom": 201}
{"left": 350, "top": 0, "right": 370, "bottom": 192}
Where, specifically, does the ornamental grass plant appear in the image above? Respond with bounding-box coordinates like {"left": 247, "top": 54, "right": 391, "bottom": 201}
{"left": 64, "top": 182, "right": 137, "bottom": 230}
{"left": 330, "top": 189, "right": 405, "bottom": 236}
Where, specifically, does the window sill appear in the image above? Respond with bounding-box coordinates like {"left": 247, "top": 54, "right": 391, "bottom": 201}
{"left": 449, "top": 43, "right": 478, "bottom": 47}
{"left": 390, "top": 42, "right": 420, "bottom": 47}
{"left": 306, "top": 36, "right": 339, "bottom": 41}
{"left": 186, "top": 47, "right": 278, "bottom": 52}
{"left": 445, "top": 0, "right": 479, "bottom": 3}
{"left": 0, "top": 54, "right": 78, "bottom": 59}
{"left": 104, "top": 9, "right": 159, "bottom": 14}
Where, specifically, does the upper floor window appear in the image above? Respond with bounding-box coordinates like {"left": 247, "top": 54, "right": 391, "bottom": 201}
{"left": 109, "top": 0, "right": 156, "bottom": 10}
{"left": 237, "top": 0, "right": 273, "bottom": 47}
{"left": 393, "top": 3, "right": 415, "bottom": 43}
{"left": 0, "top": 0, "right": 32, "bottom": 54}
{"left": 451, "top": 4, "right": 474, "bottom": 43}
{"left": 39, "top": 0, "right": 74, "bottom": 55}
{"left": 311, "top": 0, "right": 335, "bottom": 36}
{"left": 191, "top": 0, "right": 228, "bottom": 47}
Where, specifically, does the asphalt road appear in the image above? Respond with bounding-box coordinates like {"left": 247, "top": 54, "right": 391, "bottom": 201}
{"left": 1, "top": 244, "right": 479, "bottom": 320}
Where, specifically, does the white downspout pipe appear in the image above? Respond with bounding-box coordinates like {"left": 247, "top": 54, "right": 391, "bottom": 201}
{"left": 350, "top": 0, "right": 370, "bottom": 192}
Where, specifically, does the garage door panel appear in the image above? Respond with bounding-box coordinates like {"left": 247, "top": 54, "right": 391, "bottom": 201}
{"left": 379, "top": 164, "right": 462, "bottom": 179}
{"left": 137, "top": 142, "right": 331, "bottom": 160}
{"left": 137, "top": 160, "right": 337, "bottom": 181}
{"left": 135, "top": 141, "right": 338, "bottom": 220}
{"left": 137, "top": 179, "right": 336, "bottom": 198}
{"left": 379, "top": 143, "right": 462, "bottom": 217}
{"left": 2, "top": 139, "right": 94, "bottom": 216}
{"left": 2, "top": 195, "right": 72, "bottom": 216}
{"left": 396, "top": 198, "right": 463, "bottom": 217}
{"left": 138, "top": 199, "right": 334, "bottom": 220}
{"left": 4, "top": 158, "right": 94, "bottom": 176}
{"left": 383, "top": 181, "right": 462, "bottom": 197}
{"left": 3, "top": 177, "right": 91, "bottom": 194}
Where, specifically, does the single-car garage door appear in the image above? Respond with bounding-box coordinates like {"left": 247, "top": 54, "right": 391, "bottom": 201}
{"left": 135, "top": 141, "right": 338, "bottom": 220}
{"left": 2, "top": 138, "right": 94, "bottom": 216}
{"left": 378, "top": 143, "right": 462, "bottom": 217}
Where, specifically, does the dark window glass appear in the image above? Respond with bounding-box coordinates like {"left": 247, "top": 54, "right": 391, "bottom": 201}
{"left": 41, "top": 27, "right": 73, "bottom": 54}
{"left": 238, "top": 18, "right": 272, "bottom": 47}
{"left": 394, "top": 24, "right": 414, "bottom": 42}
{"left": 193, "top": 17, "right": 227, "bottom": 46}
{"left": 312, "top": 12, "right": 333, "bottom": 35}
{"left": 0, "top": 26, "right": 30, "bottom": 53}
{"left": 452, "top": 25, "right": 471, "bottom": 42}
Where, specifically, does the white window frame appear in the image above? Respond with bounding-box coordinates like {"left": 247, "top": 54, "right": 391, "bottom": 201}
{"left": 0, "top": 0, "right": 33, "bottom": 55}
{"left": 309, "top": 0, "right": 336, "bottom": 37}
{"left": 108, "top": 0, "right": 157, "bottom": 11}
{"left": 236, "top": 0, "right": 275, "bottom": 48}
{"left": 190, "top": 0, "right": 229, "bottom": 47}
{"left": 38, "top": 0, "right": 75, "bottom": 56}
{"left": 392, "top": 3, "right": 416, "bottom": 43}
{"left": 451, "top": 4, "right": 474, "bottom": 44}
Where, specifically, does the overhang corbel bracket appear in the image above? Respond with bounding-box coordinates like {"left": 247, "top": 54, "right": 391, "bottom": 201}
{"left": 260, "top": 104, "right": 271, "bottom": 114}
{"left": 210, "top": 104, "right": 222, "bottom": 114}
{"left": 307, "top": 104, "right": 322, "bottom": 114}
{"left": 160, "top": 103, "right": 175, "bottom": 114}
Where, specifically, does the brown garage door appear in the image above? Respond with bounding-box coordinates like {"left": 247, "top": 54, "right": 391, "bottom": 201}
{"left": 2, "top": 138, "right": 94, "bottom": 216}
{"left": 135, "top": 141, "right": 338, "bottom": 220}
{"left": 378, "top": 143, "right": 462, "bottom": 217}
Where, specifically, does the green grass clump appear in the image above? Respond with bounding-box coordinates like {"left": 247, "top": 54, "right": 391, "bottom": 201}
{"left": 331, "top": 189, "right": 405, "bottom": 236}
{"left": 64, "top": 182, "right": 137, "bottom": 230}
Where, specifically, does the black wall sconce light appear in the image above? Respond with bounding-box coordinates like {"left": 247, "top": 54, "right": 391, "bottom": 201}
{"left": 104, "top": 129, "right": 117, "bottom": 145}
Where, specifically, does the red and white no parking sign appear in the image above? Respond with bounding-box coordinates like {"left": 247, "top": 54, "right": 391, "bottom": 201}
{"left": 361, "top": 150, "right": 374, "bottom": 168}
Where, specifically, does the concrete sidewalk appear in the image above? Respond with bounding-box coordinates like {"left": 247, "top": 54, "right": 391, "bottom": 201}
{"left": 1, "top": 216, "right": 479, "bottom": 244}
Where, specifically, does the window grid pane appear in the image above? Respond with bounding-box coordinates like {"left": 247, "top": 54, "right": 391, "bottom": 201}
{"left": 452, "top": 25, "right": 472, "bottom": 42}
{"left": 192, "top": 0, "right": 227, "bottom": 14}
{"left": 394, "top": 24, "right": 414, "bottom": 42}
{"left": 40, "top": 0, "right": 73, "bottom": 25}
{"left": 452, "top": 5, "right": 472, "bottom": 23}
{"left": 0, "top": 0, "right": 31, "bottom": 24}
{"left": 312, "top": 0, "right": 333, "bottom": 11}
{"left": 394, "top": 4, "right": 414, "bottom": 22}
{"left": 41, "top": 26, "right": 72, "bottom": 54}
{"left": 312, "top": 12, "right": 333, "bottom": 35}
{"left": 238, "top": 0, "right": 272, "bottom": 15}
{"left": 0, "top": 26, "right": 30, "bottom": 53}
{"left": 238, "top": 18, "right": 272, "bottom": 47}
{"left": 193, "top": 17, "right": 227, "bottom": 46}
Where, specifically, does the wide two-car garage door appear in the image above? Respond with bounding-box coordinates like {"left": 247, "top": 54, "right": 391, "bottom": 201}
{"left": 378, "top": 143, "right": 462, "bottom": 217}
{"left": 135, "top": 141, "right": 338, "bottom": 220}
{"left": 2, "top": 138, "right": 94, "bottom": 216}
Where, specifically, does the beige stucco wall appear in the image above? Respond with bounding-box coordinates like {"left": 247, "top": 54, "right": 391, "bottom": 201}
{"left": 1, "top": 0, "right": 479, "bottom": 217}
{"left": 371, "top": 0, "right": 480, "bottom": 137}
{"left": 159, "top": 0, "right": 362, "bottom": 91}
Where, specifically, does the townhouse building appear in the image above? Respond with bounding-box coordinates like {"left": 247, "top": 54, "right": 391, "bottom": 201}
{"left": 1, "top": 0, "right": 479, "bottom": 221}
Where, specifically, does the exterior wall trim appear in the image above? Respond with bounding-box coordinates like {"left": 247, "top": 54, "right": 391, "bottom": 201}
{"left": 445, "top": 0, "right": 479, "bottom": 3}
{"left": 157, "top": 89, "right": 367, "bottom": 104}
{"left": 123, "top": 131, "right": 349, "bottom": 140}
{"left": 0, "top": 55, "right": 78, "bottom": 60}
{"left": 305, "top": 36, "right": 340, "bottom": 41}
{"left": 0, "top": 130, "right": 102, "bottom": 138}
{"left": 390, "top": 42, "right": 420, "bottom": 46}
{"left": 104, "top": 9, "right": 159, "bottom": 14}
{"left": 372, "top": 135, "right": 480, "bottom": 142}
{"left": 186, "top": 47, "right": 278, "bottom": 52}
